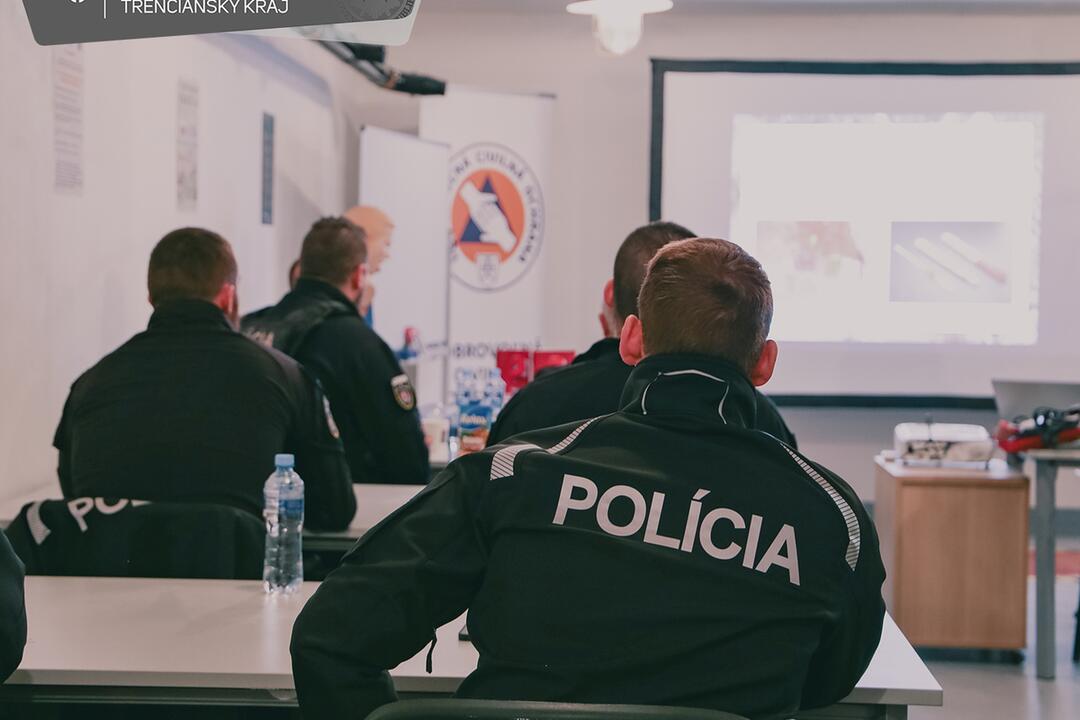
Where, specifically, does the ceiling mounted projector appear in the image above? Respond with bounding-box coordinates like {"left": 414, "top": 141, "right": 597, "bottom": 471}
{"left": 567, "top": 0, "right": 673, "bottom": 56}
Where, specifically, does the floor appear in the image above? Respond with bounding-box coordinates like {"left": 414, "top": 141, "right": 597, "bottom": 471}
{"left": 911, "top": 575, "right": 1080, "bottom": 720}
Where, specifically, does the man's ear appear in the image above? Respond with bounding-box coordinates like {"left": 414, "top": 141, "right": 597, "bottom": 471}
{"left": 599, "top": 279, "right": 619, "bottom": 338}
{"left": 619, "top": 315, "right": 646, "bottom": 366}
{"left": 749, "top": 339, "right": 778, "bottom": 387}
{"left": 211, "top": 283, "right": 234, "bottom": 311}
{"left": 212, "top": 283, "right": 239, "bottom": 326}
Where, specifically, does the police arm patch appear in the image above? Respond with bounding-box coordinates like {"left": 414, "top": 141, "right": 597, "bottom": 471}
{"left": 323, "top": 396, "right": 341, "bottom": 439}
{"left": 391, "top": 374, "right": 417, "bottom": 411}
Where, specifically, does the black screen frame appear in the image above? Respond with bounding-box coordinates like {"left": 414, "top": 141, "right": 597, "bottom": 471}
{"left": 649, "top": 59, "right": 1080, "bottom": 409}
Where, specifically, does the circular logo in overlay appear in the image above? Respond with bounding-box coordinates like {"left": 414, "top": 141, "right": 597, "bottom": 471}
{"left": 448, "top": 142, "right": 544, "bottom": 292}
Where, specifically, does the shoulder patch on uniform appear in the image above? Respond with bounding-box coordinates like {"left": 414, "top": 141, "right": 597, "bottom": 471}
{"left": 391, "top": 374, "right": 416, "bottom": 411}
{"left": 323, "top": 396, "right": 341, "bottom": 439}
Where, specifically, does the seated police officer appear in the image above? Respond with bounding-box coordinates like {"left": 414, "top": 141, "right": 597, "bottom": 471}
{"left": 291, "top": 238, "right": 886, "bottom": 720}
{"left": 243, "top": 218, "right": 428, "bottom": 486}
{"left": 54, "top": 228, "right": 356, "bottom": 531}
{"left": 488, "top": 221, "right": 796, "bottom": 448}
{"left": 0, "top": 532, "right": 26, "bottom": 682}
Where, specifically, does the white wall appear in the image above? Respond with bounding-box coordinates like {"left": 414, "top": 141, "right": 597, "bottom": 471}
{"left": 383, "top": 7, "right": 1080, "bottom": 504}
{"left": 5, "top": 4, "right": 1080, "bottom": 507}
{"left": 0, "top": 6, "right": 386, "bottom": 501}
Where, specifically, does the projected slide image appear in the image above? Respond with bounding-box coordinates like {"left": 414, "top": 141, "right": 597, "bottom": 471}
{"left": 757, "top": 221, "right": 865, "bottom": 298}
{"left": 890, "top": 222, "right": 1010, "bottom": 303}
{"left": 758, "top": 221, "right": 864, "bottom": 276}
{"left": 728, "top": 111, "right": 1041, "bottom": 346}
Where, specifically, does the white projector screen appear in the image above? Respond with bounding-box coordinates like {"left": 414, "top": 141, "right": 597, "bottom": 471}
{"left": 654, "top": 60, "right": 1080, "bottom": 401}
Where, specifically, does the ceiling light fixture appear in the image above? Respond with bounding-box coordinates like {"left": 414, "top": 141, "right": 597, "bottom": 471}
{"left": 566, "top": 0, "right": 673, "bottom": 56}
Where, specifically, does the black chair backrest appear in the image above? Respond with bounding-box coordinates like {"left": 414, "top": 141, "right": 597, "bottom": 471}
{"left": 365, "top": 700, "right": 750, "bottom": 720}
{"left": 4, "top": 498, "right": 263, "bottom": 580}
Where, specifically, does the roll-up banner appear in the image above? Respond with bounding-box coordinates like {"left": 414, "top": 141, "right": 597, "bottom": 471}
{"left": 420, "top": 87, "right": 555, "bottom": 379}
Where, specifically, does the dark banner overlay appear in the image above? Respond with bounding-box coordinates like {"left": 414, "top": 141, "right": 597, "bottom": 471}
{"left": 23, "top": 0, "right": 415, "bottom": 45}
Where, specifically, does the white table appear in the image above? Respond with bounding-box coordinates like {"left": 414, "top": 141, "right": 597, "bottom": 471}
{"left": 0, "top": 483, "right": 424, "bottom": 554}
{"left": 1, "top": 577, "right": 941, "bottom": 718}
{"left": 1025, "top": 448, "right": 1080, "bottom": 679}
{"left": 305, "top": 483, "right": 425, "bottom": 551}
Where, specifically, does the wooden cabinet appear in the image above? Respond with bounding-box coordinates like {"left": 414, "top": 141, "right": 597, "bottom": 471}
{"left": 874, "top": 456, "right": 1029, "bottom": 650}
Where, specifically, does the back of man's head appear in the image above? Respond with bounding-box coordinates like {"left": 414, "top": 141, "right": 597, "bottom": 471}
{"left": 612, "top": 221, "right": 696, "bottom": 324}
{"left": 637, "top": 238, "right": 773, "bottom": 374}
{"left": 148, "top": 228, "right": 237, "bottom": 307}
{"left": 300, "top": 217, "right": 367, "bottom": 287}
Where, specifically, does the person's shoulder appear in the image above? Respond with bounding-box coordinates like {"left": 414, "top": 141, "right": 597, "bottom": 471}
{"left": 527, "top": 353, "right": 628, "bottom": 393}
{"left": 312, "top": 311, "right": 384, "bottom": 347}
{"left": 750, "top": 435, "right": 864, "bottom": 518}
{"left": 490, "top": 413, "right": 612, "bottom": 456}
{"left": 243, "top": 334, "right": 307, "bottom": 378}
{"left": 240, "top": 305, "right": 273, "bottom": 324}
{"left": 67, "top": 331, "right": 150, "bottom": 393}
{"left": 315, "top": 314, "right": 402, "bottom": 367}
{"left": 213, "top": 329, "right": 309, "bottom": 387}
{"left": 751, "top": 389, "right": 796, "bottom": 443}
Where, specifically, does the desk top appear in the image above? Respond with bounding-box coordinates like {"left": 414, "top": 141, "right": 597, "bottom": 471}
{"left": 1025, "top": 448, "right": 1080, "bottom": 463}
{"left": 314, "top": 483, "right": 425, "bottom": 541}
{"left": 7, "top": 576, "right": 941, "bottom": 708}
{"left": 0, "top": 483, "right": 424, "bottom": 544}
{"left": 874, "top": 454, "right": 1026, "bottom": 486}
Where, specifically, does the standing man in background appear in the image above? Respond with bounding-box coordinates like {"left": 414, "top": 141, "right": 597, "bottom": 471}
{"left": 344, "top": 205, "right": 395, "bottom": 323}
{"left": 488, "top": 221, "right": 797, "bottom": 447}
{"left": 53, "top": 228, "right": 356, "bottom": 531}
{"left": 243, "top": 217, "right": 429, "bottom": 486}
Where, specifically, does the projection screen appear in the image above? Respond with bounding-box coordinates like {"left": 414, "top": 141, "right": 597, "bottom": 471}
{"left": 652, "top": 60, "right": 1080, "bottom": 403}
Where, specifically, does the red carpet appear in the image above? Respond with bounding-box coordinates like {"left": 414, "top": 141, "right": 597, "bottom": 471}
{"left": 1027, "top": 549, "right": 1080, "bottom": 576}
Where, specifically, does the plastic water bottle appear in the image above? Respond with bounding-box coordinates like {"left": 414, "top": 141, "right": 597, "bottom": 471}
{"left": 263, "top": 453, "right": 304, "bottom": 594}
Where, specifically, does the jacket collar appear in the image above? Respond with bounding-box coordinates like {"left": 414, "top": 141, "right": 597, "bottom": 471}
{"left": 573, "top": 337, "right": 621, "bottom": 365}
{"left": 619, "top": 354, "right": 758, "bottom": 430}
{"left": 148, "top": 299, "right": 233, "bottom": 332}
{"left": 291, "top": 278, "right": 360, "bottom": 316}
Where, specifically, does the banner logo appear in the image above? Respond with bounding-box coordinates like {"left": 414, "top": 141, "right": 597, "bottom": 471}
{"left": 22, "top": 0, "right": 417, "bottom": 45}
{"left": 449, "top": 142, "right": 544, "bottom": 292}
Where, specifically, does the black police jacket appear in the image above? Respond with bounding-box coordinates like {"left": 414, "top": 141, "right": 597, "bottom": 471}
{"left": 53, "top": 300, "right": 356, "bottom": 531}
{"left": 0, "top": 532, "right": 25, "bottom": 682}
{"left": 242, "top": 279, "right": 429, "bottom": 486}
{"left": 6, "top": 498, "right": 263, "bottom": 580}
{"left": 488, "top": 338, "right": 797, "bottom": 448}
{"left": 291, "top": 354, "right": 886, "bottom": 720}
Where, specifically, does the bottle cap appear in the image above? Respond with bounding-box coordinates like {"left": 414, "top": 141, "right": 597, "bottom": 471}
{"left": 274, "top": 453, "right": 295, "bottom": 468}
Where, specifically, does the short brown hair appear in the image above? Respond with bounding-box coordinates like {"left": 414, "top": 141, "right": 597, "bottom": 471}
{"left": 613, "top": 221, "right": 695, "bottom": 322}
{"left": 637, "top": 238, "right": 773, "bottom": 374}
{"left": 299, "top": 217, "right": 367, "bottom": 286}
{"left": 148, "top": 228, "right": 237, "bottom": 306}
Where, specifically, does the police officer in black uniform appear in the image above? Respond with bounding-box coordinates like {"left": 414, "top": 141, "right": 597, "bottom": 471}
{"left": 242, "top": 218, "right": 428, "bottom": 486}
{"left": 291, "top": 238, "right": 885, "bottom": 720}
{"left": 53, "top": 228, "right": 356, "bottom": 531}
{"left": 488, "top": 222, "right": 796, "bottom": 448}
{"left": 0, "top": 532, "right": 25, "bottom": 682}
